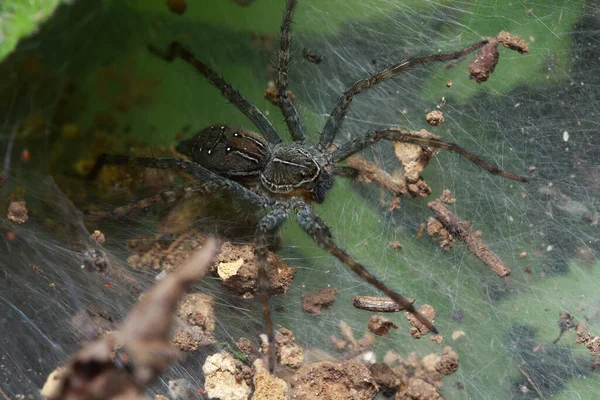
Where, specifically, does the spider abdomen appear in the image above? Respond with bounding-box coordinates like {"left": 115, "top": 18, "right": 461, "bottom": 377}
{"left": 176, "top": 125, "right": 270, "bottom": 180}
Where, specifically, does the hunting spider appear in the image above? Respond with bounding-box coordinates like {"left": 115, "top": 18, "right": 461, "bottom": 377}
{"left": 88, "top": 0, "right": 527, "bottom": 372}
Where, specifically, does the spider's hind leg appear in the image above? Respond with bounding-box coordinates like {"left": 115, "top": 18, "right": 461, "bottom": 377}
{"left": 293, "top": 199, "right": 438, "bottom": 334}
{"left": 332, "top": 127, "right": 528, "bottom": 183}
{"left": 86, "top": 154, "right": 267, "bottom": 207}
{"left": 318, "top": 40, "right": 488, "bottom": 151}
{"left": 84, "top": 186, "right": 206, "bottom": 218}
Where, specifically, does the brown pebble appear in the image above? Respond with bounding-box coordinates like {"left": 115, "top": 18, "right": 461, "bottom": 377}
{"left": 426, "top": 110, "right": 444, "bottom": 126}
{"left": 90, "top": 230, "right": 106, "bottom": 244}
{"left": 435, "top": 346, "right": 459, "bottom": 375}
{"left": 8, "top": 201, "right": 28, "bottom": 224}
{"left": 497, "top": 31, "right": 529, "bottom": 54}
{"left": 302, "top": 288, "right": 336, "bottom": 315}
{"left": 405, "top": 304, "right": 436, "bottom": 339}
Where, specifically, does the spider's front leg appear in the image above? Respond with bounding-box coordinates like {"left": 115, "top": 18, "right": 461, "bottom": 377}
{"left": 254, "top": 205, "right": 290, "bottom": 373}
{"left": 275, "top": 0, "right": 305, "bottom": 142}
{"left": 293, "top": 199, "right": 438, "bottom": 334}
{"left": 147, "top": 42, "right": 282, "bottom": 145}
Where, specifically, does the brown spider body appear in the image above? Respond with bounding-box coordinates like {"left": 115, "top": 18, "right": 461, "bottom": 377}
{"left": 177, "top": 125, "right": 334, "bottom": 203}
{"left": 88, "top": 0, "right": 528, "bottom": 374}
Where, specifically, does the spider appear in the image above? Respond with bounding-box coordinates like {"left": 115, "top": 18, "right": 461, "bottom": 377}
{"left": 87, "top": 0, "right": 527, "bottom": 372}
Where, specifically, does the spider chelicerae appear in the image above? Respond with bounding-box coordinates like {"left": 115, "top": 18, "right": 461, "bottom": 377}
{"left": 88, "top": 0, "right": 527, "bottom": 372}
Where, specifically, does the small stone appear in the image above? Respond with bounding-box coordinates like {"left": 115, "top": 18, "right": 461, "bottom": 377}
{"left": 426, "top": 110, "right": 444, "bottom": 126}
{"left": 7, "top": 201, "right": 28, "bottom": 224}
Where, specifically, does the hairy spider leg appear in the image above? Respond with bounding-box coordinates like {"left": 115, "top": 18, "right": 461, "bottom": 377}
{"left": 84, "top": 186, "right": 207, "bottom": 218}
{"left": 148, "top": 42, "right": 283, "bottom": 145}
{"left": 254, "top": 206, "right": 290, "bottom": 373}
{"left": 275, "top": 0, "right": 305, "bottom": 142}
{"left": 332, "top": 127, "right": 528, "bottom": 183}
{"left": 86, "top": 154, "right": 268, "bottom": 207}
{"left": 318, "top": 40, "right": 489, "bottom": 151}
{"left": 293, "top": 199, "right": 439, "bottom": 334}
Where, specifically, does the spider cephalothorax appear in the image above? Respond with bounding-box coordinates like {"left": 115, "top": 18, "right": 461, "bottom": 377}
{"left": 88, "top": 0, "right": 527, "bottom": 373}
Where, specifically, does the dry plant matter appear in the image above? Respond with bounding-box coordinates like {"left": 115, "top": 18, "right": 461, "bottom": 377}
{"left": 428, "top": 192, "right": 511, "bottom": 278}
{"left": 41, "top": 239, "right": 219, "bottom": 400}
{"left": 469, "top": 31, "right": 528, "bottom": 83}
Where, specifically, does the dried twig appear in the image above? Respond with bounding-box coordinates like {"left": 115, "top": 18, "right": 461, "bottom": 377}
{"left": 42, "top": 239, "right": 219, "bottom": 400}
{"left": 345, "top": 155, "right": 407, "bottom": 196}
{"left": 428, "top": 196, "right": 511, "bottom": 277}
{"left": 352, "top": 296, "right": 415, "bottom": 313}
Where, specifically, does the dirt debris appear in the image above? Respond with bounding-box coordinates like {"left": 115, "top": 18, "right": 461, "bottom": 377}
{"left": 236, "top": 337, "right": 257, "bottom": 361}
{"left": 383, "top": 346, "right": 460, "bottom": 400}
{"left": 253, "top": 359, "right": 288, "bottom": 400}
{"left": 439, "top": 189, "right": 455, "bottom": 205}
{"left": 389, "top": 241, "right": 403, "bottom": 250}
{"left": 397, "top": 378, "right": 442, "bottom": 400}
{"left": 469, "top": 39, "right": 499, "bottom": 83}
{"left": 469, "top": 31, "right": 528, "bottom": 83}
{"left": 128, "top": 233, "right": 296, "bottom": 298}
{"left": 81, "top": 248, "right": 109, "bottom": 272}
{"left": 425, "top": 110, "right": 444, "bottom": 127}
{"left": 426, "top": 218, "right": 456, "bottom": 250}
{"left": 497, "top": 30, "right": 529, "bottom": 53}
{"left": 430, "top": 335, "right": 444, "bottom": 345}
{"left": 435, "top": 347, "right": 459, "bottom": 375}
{"left": 575, "top": 330, "right": 600, "bottom": 370}
{"left": 168, "top": 378, "right": 202, "bottom": 400}
{"left": 171, "top": 325, "right": 215, "bottom": 352}
{"left": 301, "top": 287, "right": 337, "bottom": 315}
{"left": 367, "top": 315, "right": 399, "bottom": 336}
{"left": 215, "top": 240, "right": 296, "bottom": 298}
{"left": 291, "top": 359, "right": 379, "bottom": 400}
{"left": 369, "top": 363, "right": 400, "bottom": 395}
{"left": 170, "top": 272, "right": 218, "bottom": 351}
{"left": 177, "top": 293, "right": 216, "bottom": 332}
{"left": 8, "top": 200, "right": 29, "bottom": 224}
{"left": 202, "top": 352, "right": 251, "bottom": 400}
{"left": 89, "top": 229, "right": 106, "bottom": 244}
{"left": 330, "top": 320, "right": 374, "bottom": 354}
{"left": 405, "top": 304, "right": 436, "bottom": 339}
{"left": 276, "top": 327, "right": 304, "bottom": 368}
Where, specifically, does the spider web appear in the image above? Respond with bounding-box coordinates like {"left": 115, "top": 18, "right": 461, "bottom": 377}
{"left": 0, "top": 0, "right": 598, "bottom": 399}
